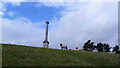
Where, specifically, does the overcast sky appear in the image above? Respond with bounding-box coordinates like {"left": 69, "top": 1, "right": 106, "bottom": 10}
{"left": 0, "top": 0, "right": 119, "bottom": 49}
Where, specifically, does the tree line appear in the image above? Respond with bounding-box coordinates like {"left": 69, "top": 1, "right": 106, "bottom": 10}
{"left": 83, "top": 40, "right": 120, "bottom": 54}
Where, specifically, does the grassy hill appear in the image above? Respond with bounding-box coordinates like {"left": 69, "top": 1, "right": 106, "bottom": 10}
{"left": 1, "top": 44, "right": 119, "bottom": 66}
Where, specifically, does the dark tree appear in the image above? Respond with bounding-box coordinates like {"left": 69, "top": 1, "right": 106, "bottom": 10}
{"left": 89, "top": 42, "right": 95, "bottom": 50}
{"left": 104, "top": 43, "right": 111, "bottom": 52}
{"left": 112, "top": 45, "right": 119, "bottom": 54}
{"left": 83, "top": 40, "right": 95, "bottom": 51}
{"left": 96, "top": 42, "right": 103, "bottom": 52}
{"left": 83, "top": 40, "right": 91, "bottom": 51}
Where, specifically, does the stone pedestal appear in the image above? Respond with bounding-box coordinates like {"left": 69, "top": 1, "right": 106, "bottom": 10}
{"left": 43, "top": 41, "right": 49, "bottom": 48}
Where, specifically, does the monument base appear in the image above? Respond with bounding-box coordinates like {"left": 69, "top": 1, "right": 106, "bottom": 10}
{"left": 43, "top": 41, "right": 49, "bottom": 48}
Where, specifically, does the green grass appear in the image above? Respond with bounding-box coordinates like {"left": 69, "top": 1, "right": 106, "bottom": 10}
{"left": 1, "top": 44, "right": 119, "bottom": 66}
{"left": 0, "top": 44, "right": 2, "bottom": 67}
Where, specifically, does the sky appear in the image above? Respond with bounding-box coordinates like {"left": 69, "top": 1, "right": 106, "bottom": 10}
{"left": 0, "top": 0, "right": 119, "bottom": 49}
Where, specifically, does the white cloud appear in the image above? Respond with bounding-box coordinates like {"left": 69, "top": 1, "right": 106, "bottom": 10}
{"left": 0, "top": 2, "right": 18, "bottom": 16}
{"left": 0, "top": 12, "right": 4, "bottom": 16}
{"left": 1, "top": 2, "right": 118, "bottom": 50}
{"left": 1, "top": 0, "right": 119, "bottom": 2}
{"left": 0, "top": 2, "right": 6, "bottom": 11}
{"left": 7, "top": 11, "right": 15, "bottom": 16}
{"left": 10, "top": 2, "right": 21, "bottom": 6}
{"left": 48, "top": 2, "right": 118, "bottom": 49}
{"left": 0, "top": 2, "right": 6, "bottom": 16}
{"left": 1, "top": 17, "right": 45, "bottom": 47}
{"left": 35, "top": 2, "right": 81, "bottom": 9}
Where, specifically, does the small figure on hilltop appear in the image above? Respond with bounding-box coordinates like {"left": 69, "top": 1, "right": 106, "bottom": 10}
{"left": 75, "top": 47, "right": 80, "bottom": 51}
{"left": 60, "top": 44, "right": 68, "bottom": 50}
{"left": 76, "top": 47, "right": 78, "bottom": 49}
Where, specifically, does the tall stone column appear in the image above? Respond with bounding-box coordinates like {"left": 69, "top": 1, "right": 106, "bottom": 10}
{"left": 43, "top": 22, "right": 49, "bottom": 48}
{"left": 118, "top": 1, "right": 120, "bottom": 51}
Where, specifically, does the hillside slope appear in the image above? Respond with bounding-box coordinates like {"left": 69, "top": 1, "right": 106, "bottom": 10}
{"left": 2, "top": 44, "right": 119, "bottom": 66}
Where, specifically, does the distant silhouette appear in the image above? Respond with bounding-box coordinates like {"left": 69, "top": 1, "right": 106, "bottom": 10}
{"left": 103, "top": 43, "right": 111, "bottom": 52}
{"left": 83, "top": 40, "right": 95, "bottom": 51}
{"left": 86, "top": 40, "right": 91, "bottom": 44}
{"left": 83, "top": 40, "right": 91, "bottom": 51}
{"left": 76, "top": 47, "right": 78, "bottom": 49}
{"left": 82, "top": 40, "right": 119, "bottom": 54}
{"left": 89, "top": 42, "right": 95, "bottom": 50}
{"left": 92, "top": 42, "right": 111, "bottom": 52}
{"left": 96, "top": 42, "right": 104, "bottom": 52}
{"left": 60, "top": 44, "right": 68, "bottom": 50}
{"left": 112, "top": 45, "right": 119, "bottom": 54}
